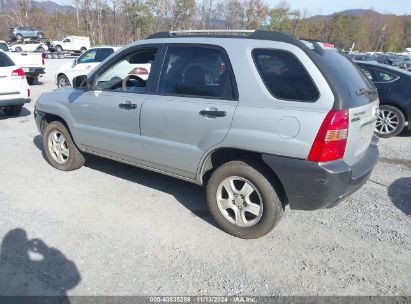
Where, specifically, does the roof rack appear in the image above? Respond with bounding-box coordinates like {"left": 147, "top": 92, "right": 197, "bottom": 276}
{"left": 145, "top": 30, "right": 307, "bottom": 49}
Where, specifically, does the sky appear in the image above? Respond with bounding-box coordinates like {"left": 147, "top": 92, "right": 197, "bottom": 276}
{"left": 272, "top": 0, "right": 411, "bottom": 16}
{"left": 46, "top": 0, "right": 411, "bottom": 16}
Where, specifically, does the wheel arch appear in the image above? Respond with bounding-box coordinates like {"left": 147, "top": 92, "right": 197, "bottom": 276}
{"left": 57, "top": 73, "right": 71, "bottom": 86}
{"left": 198, "top": 147, "right": 288, "bottom": 207}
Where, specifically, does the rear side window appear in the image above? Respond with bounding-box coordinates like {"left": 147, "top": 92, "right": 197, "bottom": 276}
{"left": 0, "top": 43, "right": 8, "bottom": 52}
{"left": 158, "top": 46, "right": 237, "bottom": 100}
{"left": 378, "top": 71, "right": 397, "bottom": 82}
{"left": 252, "top": 49, "right": 319, "bottom": 102}
{"left": 0, "top": 52, "right": 14, "bottom": 67}
{"left": 96, "top": 48, "right": 114, "bottom": 62}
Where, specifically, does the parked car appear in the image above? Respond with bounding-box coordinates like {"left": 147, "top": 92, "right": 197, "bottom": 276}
{"left": 0, "top": 40, "right": 45, "bottom": 85}
{"left": 357, "top": 61, "right": 411, "bottom": 137}
{"left": 0, "top": 51, "right": 30, "bottom": 116}
{"left": 375, "top": 54, "right": 403, "bottom": 68}
{"left": 55, "top": 46, "right": 121, "bottom": 88}
{"left": 9, "top": 26, "right": 44, "bottom": 41}
{"left": 348, "top": 53, "right": 377, "bottom": 62}
{"left": 10, "top": 40, "right": 49, "bottom": 53}
{"left": 34, "top": 30, "right": 379, "bottom": 238}
{"left": 50, "top": 36, "right": 90, "bottom": 53}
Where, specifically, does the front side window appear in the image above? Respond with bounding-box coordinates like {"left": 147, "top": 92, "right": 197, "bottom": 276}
{"left": 361, "top": 68, "right": 374, "bottom": 81}
{"left": 77, "top": 49, "right": 98, "bottom": 64}
{"left": 252, "top": 49, "right": 319, "bottom": 102}
{"left": 96, "top": 47, "right": 157, "bottom": 94}
{"left": 158, "top": 46, "right": 236, "bottom": 100}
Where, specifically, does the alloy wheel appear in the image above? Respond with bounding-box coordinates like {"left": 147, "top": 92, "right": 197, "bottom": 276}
{"left": 216, "top": 176, "right": 263, "bottom": 227}
{"left": 48, "top": 130, "right": 70, "bottom": 164}
{"left": 376, "top": 109, "right": 399, "bottom": 135}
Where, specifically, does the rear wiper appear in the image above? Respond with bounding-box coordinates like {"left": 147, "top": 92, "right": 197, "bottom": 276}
{"left": 355, "top": 88, "right": 377, "bottom": 96}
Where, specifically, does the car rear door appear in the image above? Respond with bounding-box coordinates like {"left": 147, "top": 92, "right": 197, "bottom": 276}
{"left": 139, "top": 44, "right": 238, "bottom": 179}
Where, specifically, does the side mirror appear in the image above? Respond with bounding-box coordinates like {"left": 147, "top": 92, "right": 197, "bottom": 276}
{"left": 72, "top": 75, "right": 88, "bottom": 89}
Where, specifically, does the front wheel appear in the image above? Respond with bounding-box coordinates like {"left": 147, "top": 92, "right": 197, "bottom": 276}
{"left": 375, "top": 105, "right": 405, "bottom": 138}
{"left": 55, "top": 45, "right": 63, "bottom": 53}
{"left": 43, "top": 121, "right": 85, "bottom": 171}
{"left": 3, "top": 105, "right": 22, "bottom": 116}
{"left": 206, "top": 160, "right": 283, "bottom": 239}
{"left": 57, "top": 75, "right": 71, "bottom": 88}
{"left": 15, "top": 47, "right": 22, "bottom": 52}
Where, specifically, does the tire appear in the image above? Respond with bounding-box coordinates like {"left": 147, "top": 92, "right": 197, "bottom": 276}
{"left": 37, "top": 33, "right": 43, "bottom": 39}
{"left": 15, "top": 47, "right": 22, "bottom": 52}
{"left": 55, "top": 45, "right": 63, "bottom": 53}
{"left": 27, "top": 76, "right": 37, "bottom": 85}
{"left": 206, "top": 160, "right": 283, "bottom": 239}
{"left": 43, "top": 121, "right": 85, "bottom": 171}
{"left": 37, "top": 46, "right": 44, "bottom": 52}
{"left": 57, "top": 75, "right": 71, "bottom": 88}
{"left": 80, "top": 47, "right": 87, "bottom": 53}
{"left": 375, "top": 105, "right": 405, "bottom": 138}
{"left": 3, "top": 105, "right": 22, "bottom": 116}
{"left": 16, "top": 34, "right": 22, "bottom": 40}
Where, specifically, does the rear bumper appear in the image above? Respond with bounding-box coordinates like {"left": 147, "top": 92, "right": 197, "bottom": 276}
{"left": 0, "top": 97, "right": 31, "bottom": 107}
{"left": 262, "top": 136, "right": 379, "bottom": 210}
{"left": 25, "top": 67, "right": 45, "bottom": 76}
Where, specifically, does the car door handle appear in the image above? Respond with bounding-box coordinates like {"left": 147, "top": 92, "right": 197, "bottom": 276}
{"left": 119, "top": 102, "right": 137, "bottom": 110}
{"left": 199, "top": 109, "right": 226, "bottom": 117}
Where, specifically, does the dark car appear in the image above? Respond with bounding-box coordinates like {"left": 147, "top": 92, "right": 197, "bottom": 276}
{"left": 357, "top": 61, "right": 411, "bottom": 137}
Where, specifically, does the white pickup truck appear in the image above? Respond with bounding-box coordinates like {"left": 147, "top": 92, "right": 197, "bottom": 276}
{"left": 0, "top": 40, "right": 45, "bottom": 85}
{"left": 51, "top": 36, "right": 90, "bottom": 53}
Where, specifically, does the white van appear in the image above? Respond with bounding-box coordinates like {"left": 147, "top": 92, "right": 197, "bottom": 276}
{"left": 51, "top": 36, "right": 90, "bottom": 53}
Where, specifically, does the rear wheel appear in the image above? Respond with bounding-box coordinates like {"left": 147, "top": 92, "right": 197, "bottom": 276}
{"left": 37, "top": 33, "right": 43, "bottom": 39}
{"left": 15, "top": 34, "right": 22, "bottom": 40}
{"left": 43, "top": 121, "right": 85, "bottom": 171}
{"left": 57, "top": 75, "right": 71, "bottom": 88}
{"left": 55, "top": 45, "right": 63, "bottom": 53}
{"left": 206, "top": 160, "right": 283, "bottom": 239}
{"left": 375, "top": 105, "right": 405, "bottom": 138}
{"left": 3, "top": 105, "right": 22, "bottom": 116}
{"left": 37, "top": 46, "right": 44, "bottom": 52}
{"left": 80, "top": 47, "right": 87, "bottom": 53}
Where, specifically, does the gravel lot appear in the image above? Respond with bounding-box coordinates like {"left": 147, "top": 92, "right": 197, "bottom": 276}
{"left": 0, "top": 59, "right": 410, "bottom": 297}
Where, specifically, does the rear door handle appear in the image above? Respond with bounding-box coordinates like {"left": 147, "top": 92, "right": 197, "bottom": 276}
{"left": 119, "top": 102, "right": 137, "bottom": 110}
{"left": 199, "top": 109, "right": 226, "bottom": 117}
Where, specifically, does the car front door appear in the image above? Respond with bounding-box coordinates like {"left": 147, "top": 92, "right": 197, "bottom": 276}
{"left": 139, "top": 44, "right": 238, "bottom": 179}
{"left": 72, "top": 46, "right": 160, "bottom": 163}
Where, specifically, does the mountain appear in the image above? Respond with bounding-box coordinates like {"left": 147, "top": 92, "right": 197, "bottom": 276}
{"left": 0, "top": 0, "right": 75, "bottom": 14}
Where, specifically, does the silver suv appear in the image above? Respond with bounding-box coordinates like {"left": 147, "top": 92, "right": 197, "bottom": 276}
{"left": 34, "top": 30, "right": 379, "bottom": 239}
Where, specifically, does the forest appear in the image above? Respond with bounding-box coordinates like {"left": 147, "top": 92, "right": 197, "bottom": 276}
{"left": 1, "top": 0, "right": 410, "bottom": 52}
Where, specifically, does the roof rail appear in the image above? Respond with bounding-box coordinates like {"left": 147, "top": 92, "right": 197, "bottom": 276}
{"left": 145, "top": 29, "right": 308, "bottom": 50}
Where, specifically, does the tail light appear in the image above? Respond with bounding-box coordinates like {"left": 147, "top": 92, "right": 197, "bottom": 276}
{"left": 42, "top": 56, "right": 45, "bottom": 65}
{"left": 128, "top": 67, "right": 148, "bottom": 75}
{"left": 27, "top": 89, "right": 30, "bottom": 97}
{"left": 11, "top": 68, "right": 26, "bottom": 77}
{"left": 307, "top": 109, "right": 349, "bottom": 162}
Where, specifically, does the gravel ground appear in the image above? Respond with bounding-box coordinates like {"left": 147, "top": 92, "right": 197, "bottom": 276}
{"left": 0, "top": 59, "right": 410, "bottom": 296}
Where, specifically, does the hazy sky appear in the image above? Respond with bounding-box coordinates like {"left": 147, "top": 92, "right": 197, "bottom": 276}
{"left": 271, "top": 0, "right": 411, "bottom": 16}
{"left": 51, "top": 0, "right": 411, "bottom": 16}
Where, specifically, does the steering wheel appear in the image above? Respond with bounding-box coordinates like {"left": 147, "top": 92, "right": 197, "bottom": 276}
{"left": 122, "top": 75, "right": 146, "bottom": 91}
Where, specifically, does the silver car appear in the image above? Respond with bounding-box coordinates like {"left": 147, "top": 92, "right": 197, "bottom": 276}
{"left": 34, "top": 30, "right": 379, "bottom": 238}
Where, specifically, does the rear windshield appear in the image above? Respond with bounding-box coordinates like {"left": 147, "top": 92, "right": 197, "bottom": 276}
{"left": 312, "top": 50, "right": 376, "bottom": 108}
{"left": 0, "top": 52, "right": 14, "bottom": 67}
{"left": 252, "top": 49, "right": 319, "bottom": 102}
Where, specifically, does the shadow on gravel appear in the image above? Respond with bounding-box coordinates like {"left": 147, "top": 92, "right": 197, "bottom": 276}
{"left": 31, "top": 136, "right": 216, "bottom": 227}
{"left": 0, "top": 107, "right": 31, "bottom": 120}
{"left": 84, "top": 154, "right": 217, "bottom": 227}
{"left": 388, "top": 177, "right": 411, "bottom": 216}
{"left": 0, "top": 228, "right": 80, "bottom": 300}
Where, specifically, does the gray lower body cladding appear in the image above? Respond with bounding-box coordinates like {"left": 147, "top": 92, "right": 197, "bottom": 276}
{"left": 262, "top": 136, "right": 379, "bottom": 210}
{"left": 0, "top": 98, "right": 30, "bottom": 107}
